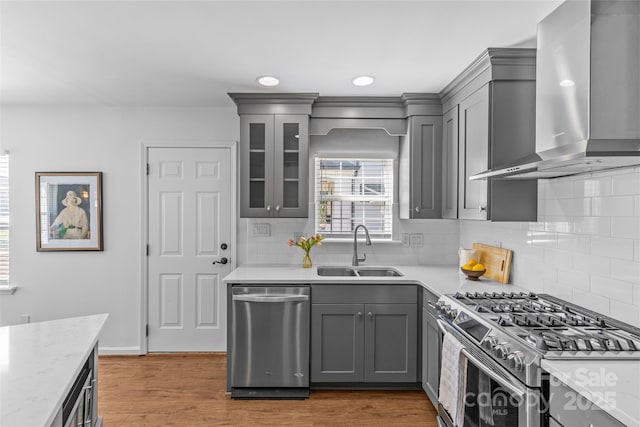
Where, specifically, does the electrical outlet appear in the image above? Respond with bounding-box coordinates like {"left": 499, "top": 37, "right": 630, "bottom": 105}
{"left": 410, "top": 234, "right": 424, "bottom": 248}
{"left": 252, "top": 223, "right": 271, "bottom": 237}
{"left": 401, "top": 234, "right": 410, "bottom": 247}
{"left": 20, "top": 314, "right": 30, "bottom": 324}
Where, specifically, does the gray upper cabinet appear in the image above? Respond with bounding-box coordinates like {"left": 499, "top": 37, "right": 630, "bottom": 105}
{"left": 399, "top": 115, "right": 443, "bottom": 219}
{"left": 442, "top": 106, "right": 459, "bottom": 219}
{"left": 441, "top": 48, "right": 538, "bottom": 222}
{"left": 458, "top": 85, "right": 490, "bottom": 220}
{"left": 230, "top": 93, "right": 318, "bottom": 218}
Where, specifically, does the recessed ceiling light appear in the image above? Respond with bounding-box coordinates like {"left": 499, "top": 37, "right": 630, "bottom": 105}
{"left": 256, "top": 76, "right": 280, "bottom": 87}
{"left": 352, "top": 75, "right": 375, "bottom": 87}
{"left": 559, "top": 79, "right": 575, "bottom": 87}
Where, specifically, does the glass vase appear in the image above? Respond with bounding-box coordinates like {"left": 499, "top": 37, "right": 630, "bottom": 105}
{"left": 302, "top": 251, "right": 312, "bottom": 268}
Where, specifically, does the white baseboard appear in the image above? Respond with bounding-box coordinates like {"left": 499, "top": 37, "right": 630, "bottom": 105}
{"left": 99, "top": 346, "right": 142, "bottom": 355}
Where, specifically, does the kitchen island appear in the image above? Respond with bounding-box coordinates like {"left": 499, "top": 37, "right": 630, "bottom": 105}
{"left": 0, "top": 313, "right": 108, "bottom": 427}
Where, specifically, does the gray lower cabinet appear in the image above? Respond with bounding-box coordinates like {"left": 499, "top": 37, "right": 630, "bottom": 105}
{"left": 421, "top": 289, "right": 442, "bottom": 407}
{"left": 311, "top": 285, "right": 418, "bottom": 384}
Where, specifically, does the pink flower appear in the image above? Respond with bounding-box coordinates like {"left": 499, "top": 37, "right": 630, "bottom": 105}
{"left": 287, "top": 239, "right": 294, "bottom": 246}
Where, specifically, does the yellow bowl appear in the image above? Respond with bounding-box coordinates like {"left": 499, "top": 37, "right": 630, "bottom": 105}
{"left": 461, "top": 267, "right": 486, "bottom": 281}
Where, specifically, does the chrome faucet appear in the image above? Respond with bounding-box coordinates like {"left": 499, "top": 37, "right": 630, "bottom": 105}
{"left": 352, "top": 224, "right": 372, "bottom": 266}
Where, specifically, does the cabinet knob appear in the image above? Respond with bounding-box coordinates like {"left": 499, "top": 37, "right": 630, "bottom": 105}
{"left": 478, "top": 205, "right": 486, "bottom": 212}
{"left": 415, "top": 206, "right": 420, "bottom": 213}
{"left": 275, "top": 205, "right": 281, "bottom": 212}
{"left": 368, "top": 312, "right": 373, "bottom": 319}
{"left": 357, "top": 312, "right": 362, "bottom": 318}
{"left": 266, "top": 205, "right": 272, "bottom": 212}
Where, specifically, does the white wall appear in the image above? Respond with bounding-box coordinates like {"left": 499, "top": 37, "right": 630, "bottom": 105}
{"left": 460, "top": 167, "right": 640, "bottom": 327}
{"left": 0, "top": 106, "right": 239, "bottom": 352}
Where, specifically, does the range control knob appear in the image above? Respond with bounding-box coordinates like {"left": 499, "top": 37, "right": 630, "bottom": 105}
{"left": 483, "top": 336, "right": 499, "bottom": 350}
{"left": 448, "top": 309, "right": 458, "bottom": 320}
{"left": 495, "top": 343, "right": 511, "bottom": 360}
{"left": 507, "top": 351, "right": 525, "bottom": 371}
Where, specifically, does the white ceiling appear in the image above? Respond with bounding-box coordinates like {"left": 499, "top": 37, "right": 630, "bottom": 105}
{"left": 1, "top": 0, "right": 563, "bottom": 107}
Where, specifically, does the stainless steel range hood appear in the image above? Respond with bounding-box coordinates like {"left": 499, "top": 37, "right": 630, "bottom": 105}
{"left": 471, "top": 0, "right": 640, "bottom": 180}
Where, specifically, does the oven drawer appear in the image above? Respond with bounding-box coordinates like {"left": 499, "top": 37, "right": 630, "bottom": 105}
{"left": 549, "top": 382, "right": 625, "bottom": 427}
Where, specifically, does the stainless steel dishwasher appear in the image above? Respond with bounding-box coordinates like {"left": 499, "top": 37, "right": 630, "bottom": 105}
{"left": 230, "top": 286, "right": 310, "bottom": 399}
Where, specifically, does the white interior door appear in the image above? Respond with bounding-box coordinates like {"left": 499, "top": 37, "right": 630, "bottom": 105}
{"left": 147, "top": 147, "right": 232, "bottom": 352}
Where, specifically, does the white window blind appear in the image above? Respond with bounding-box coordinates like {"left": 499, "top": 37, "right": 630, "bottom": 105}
{"left": 315, "top": 158, "right": 393, "bottom": 239}
{"left": 0, "top": 155, "right": 9, "bottom": 284}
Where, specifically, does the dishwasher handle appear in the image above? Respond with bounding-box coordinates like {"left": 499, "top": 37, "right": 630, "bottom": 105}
{"left": 232, "top": 294, "right": 309, "bottom": 303}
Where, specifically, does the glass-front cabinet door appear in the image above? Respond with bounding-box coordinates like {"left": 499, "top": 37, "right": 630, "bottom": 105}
{"left": 240, "top": 115, "right": 274, "bottom": 217}
{"left": 274, "top": 115, "right": 308, "bottom": 217}
{"left": 240, "top": 114, "right": 308, "bottom": 218}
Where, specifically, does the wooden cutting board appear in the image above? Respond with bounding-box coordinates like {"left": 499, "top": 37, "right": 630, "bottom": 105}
{"left": 472, "top": 243, "right": 512, "bottom": 284}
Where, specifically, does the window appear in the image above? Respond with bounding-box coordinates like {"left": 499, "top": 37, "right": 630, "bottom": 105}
{"left": 0, "top": 155, "right": 8, "bottom": 284}
{"left": 315, "top": 158, "right": 393, "bottom": 239}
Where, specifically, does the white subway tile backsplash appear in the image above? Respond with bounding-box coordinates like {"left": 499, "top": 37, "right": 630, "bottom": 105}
{"left": 592, "top": 196, "right": 635, "bottom": 217}
{"left": 575, "top": 175, "right": 612, "bottom": 198}
{"left": 612, "top": 172, "right": 640, "bottom": 196}
{"left": 572, "top": 253, "right": 610, "bottom": 277}
{"left": 547, "top": 179, "right": 575, "bottom": 199}
{"left": 557, "top": 233, "right": 591, "bottom": 254}
{"left": 609, "top": 258, "right": 640, "bottom": 284}
{"left": 611, "top": 217, "right": 640, "bottom": 240}
{"left": 572, "top": 216, "right": 611, "bottom": 236}
{"left": 609, "top": 300, "right": 640, "bottom": 327}
{"left": 590, "top": 275, "right": 634, "bottom": 302}
{"left": 543, "top": 248, "right": 574, "bottom": 269}
{"left": 572, "top": 289, "right": 610, "bottom": 315}
{"left": 557, "top": 268, "right": 590, "bottom": 291}
{"left": 557, "top": 197, "right": 591, "bottom": 217}
{"left": 591, "top": 235, "right": 635, "bottom": 260}
{"left": 635, "top": 240, "right": 640, "bottom": 262}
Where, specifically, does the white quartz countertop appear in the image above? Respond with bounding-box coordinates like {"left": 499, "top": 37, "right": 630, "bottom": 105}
{"left": 222, "top": 264, "right": 529, "bottom": 297}
{"left": 542, "top": 359, "right": 640, "bottom": 427}
{"left": 0, "top": 313, "right": 109, "bottom": 427}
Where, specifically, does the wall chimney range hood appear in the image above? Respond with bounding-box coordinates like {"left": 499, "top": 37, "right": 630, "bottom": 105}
{"left": 471, "top": 0, "right": 640, "bottom": 180}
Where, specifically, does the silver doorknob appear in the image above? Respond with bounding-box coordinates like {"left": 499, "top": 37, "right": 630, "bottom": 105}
{"left": 212, "top": 257, "right": 228, "bottom": 265}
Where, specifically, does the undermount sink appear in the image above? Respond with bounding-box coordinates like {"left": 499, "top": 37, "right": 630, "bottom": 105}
{"left": 355, "top": 267, "right": 403, "bottom": 277}
{"left": 317, "top": 267, "right": 357, "bottom": 277}
{"left": 317, "top": 266, "right": 403, "bottom": 277}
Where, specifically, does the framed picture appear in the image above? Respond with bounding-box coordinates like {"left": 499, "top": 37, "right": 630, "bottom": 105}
{"left": 35, "top": 172, "right": 103, "bottom": 251}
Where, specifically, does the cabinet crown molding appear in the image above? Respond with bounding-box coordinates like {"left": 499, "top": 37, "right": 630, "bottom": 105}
{"left": 439, "top": 48, "right": 536, "bottom": 109}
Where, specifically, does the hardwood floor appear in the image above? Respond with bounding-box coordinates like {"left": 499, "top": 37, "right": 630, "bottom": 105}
{"left": 99, "top": 353, "right": 439, "bottom": 426}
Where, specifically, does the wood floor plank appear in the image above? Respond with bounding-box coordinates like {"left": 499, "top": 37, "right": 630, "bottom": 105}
{"left": 98, "top": 353, "right": 438, "bottom": 426}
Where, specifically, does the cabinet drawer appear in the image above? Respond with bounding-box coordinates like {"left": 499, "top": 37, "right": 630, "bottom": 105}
{"left": 312, "top": 285, "right": 417, "bottom": 304}
{"left": 549, "top": 381, "right": 625, "bottom": 427}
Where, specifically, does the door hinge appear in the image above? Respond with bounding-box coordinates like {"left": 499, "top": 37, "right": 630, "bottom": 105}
{"left": 146, "top": 163, "right": 150, "bottom": 175}
{"left": 146, "top": 244, "right": 149, "bottom": 256}
{"left": 145, "top": 324, "right": 149, "bottom": 337}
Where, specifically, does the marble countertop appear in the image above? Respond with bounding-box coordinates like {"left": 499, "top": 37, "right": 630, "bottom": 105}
{"left": 542, "top": 359, "right": 640, "bottom": 427}
{"left": 222, "top": 264, "right": 528, "bottom": 296}
{"left": 0, "top": 313, "right": 108, "bottom": 427}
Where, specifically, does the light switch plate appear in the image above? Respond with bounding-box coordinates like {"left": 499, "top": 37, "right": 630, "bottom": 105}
{"left": 401, "top": 234, "right": 410, "bottom": 247}
{"left": 252, "top": 223, "right": 271, "bottom": 237}
{"left": 410, "top": 233, "right": 424, "bottom": 247}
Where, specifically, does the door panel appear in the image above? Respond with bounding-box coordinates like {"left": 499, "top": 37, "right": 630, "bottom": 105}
{"left": 442, "top": 106, "right": 458, "bottom": 219}
{"left": 148, "top": 147, "right": 232, "bottom": 351}
{"left": 311, "top": 304, "right": 364, "bottom": 382}
{"left": 459, "top": 84, "right": 489, "bottom": 220}
{"left": 410, "top": 116, "right": 442, "bottom": 218}
{"left": 364, "top": 304, "right": 417, "bottom": 382}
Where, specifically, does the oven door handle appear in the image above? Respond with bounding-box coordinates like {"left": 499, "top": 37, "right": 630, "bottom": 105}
{"left": 436, "top": 319, "right": 527, "bottom": 399}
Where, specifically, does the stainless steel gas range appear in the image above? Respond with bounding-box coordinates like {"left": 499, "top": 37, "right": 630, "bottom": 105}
{"left": 435, "top": 291, "right": 640, "bottom": 427}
